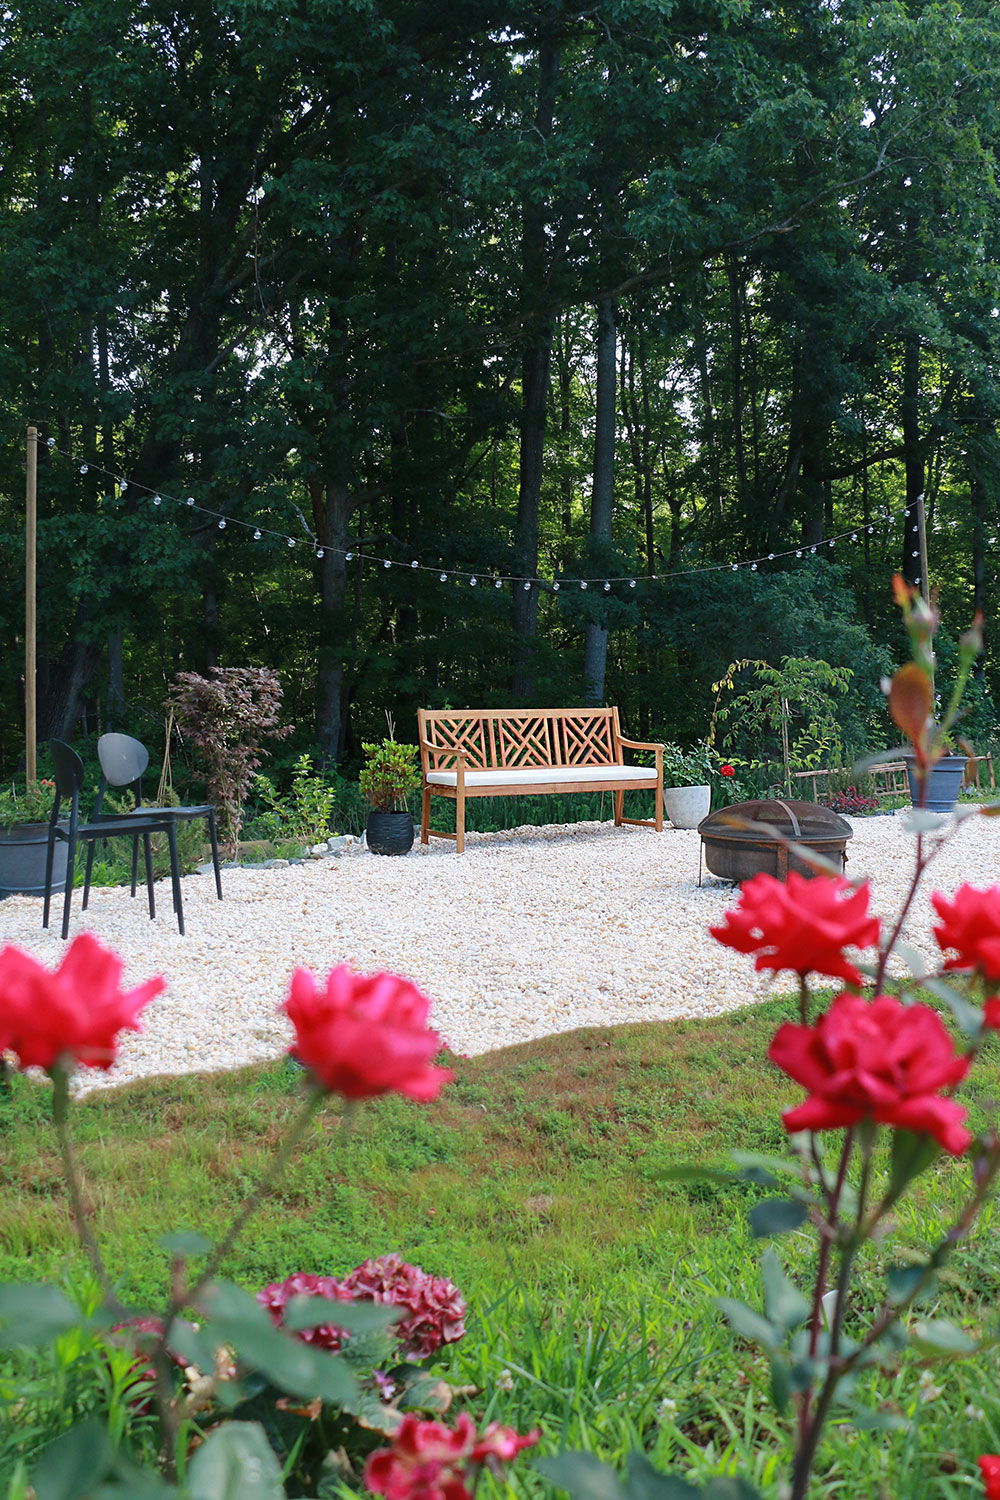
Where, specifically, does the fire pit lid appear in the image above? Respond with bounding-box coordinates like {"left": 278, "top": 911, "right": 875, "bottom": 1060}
{"left": 698, "top": 798, "right": 852, "bottom": 843}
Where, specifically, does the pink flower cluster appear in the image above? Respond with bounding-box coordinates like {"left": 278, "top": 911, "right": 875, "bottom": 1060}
{"left": 256, "top": 1272, "right": 357, "bottom": 1351}
{"left": 364, "top": 1414, "right": 539, "bottom": 1500}
{"left": 258, "top": 1254, "right": 466, "bottom": 1359}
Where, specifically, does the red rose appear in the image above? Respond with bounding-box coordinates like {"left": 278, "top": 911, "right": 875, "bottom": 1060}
{"left": 0, "top": 934, "right": 164, "bottom": 1073}
{"left": 710, "top": 872, "right": 880, "bottom": 985}
{"left": 719, "top": 764, "right": 736, "bottom": 777}
{"left": 769, "top": 992, "right": 972, "bottom": 1155}
{"left": 981, "top": 1456, "right": 1000, "bottom": 1499}
{"left": 983, "top": 998, "right": 1000, "bottom": 1030}
{"left": 364, "top": 1414, "right": 538, "bottom": 1500}
{"left": 284, "top": 965, "right": 453, "bottom": 1101}
{"left": 932, "top": 885, "right": 1000, "bottom": 980}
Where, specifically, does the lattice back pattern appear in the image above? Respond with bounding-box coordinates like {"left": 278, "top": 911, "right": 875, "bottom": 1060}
{"left": 420, "top": 709, "right": 618, "bottom": 770}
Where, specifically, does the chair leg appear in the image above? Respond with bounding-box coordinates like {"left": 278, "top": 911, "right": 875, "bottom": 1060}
{"left": 130, "top": 837, "right": 140, "bottom": 897}
{"left": 42, "top": 829, "right": 57, "bottom": 930}
{"left": 421, "top": 787, "right": 430, "bottom": 845}
{"left": 61, "top": 832, "right": 77, "bottom": 940}
{"left": 614, "top": 790, "right": 624, "bottom": 827}
{"left": 82, "top": 841, "right": 96, "bottom": 910}
{"left": 654, "top": 777, "right": 663, "bottom": 832}
{"left": 167, "top": 824, "right": 185, "bottom": 936}
{"left": 143, "top": 834, "right": 155, "bottom": 918}
{"left": 455, "top": 792, "right": 465, "bottom": 855}
{"left": 207, "top": 810, "right": 223, "bottom": 899}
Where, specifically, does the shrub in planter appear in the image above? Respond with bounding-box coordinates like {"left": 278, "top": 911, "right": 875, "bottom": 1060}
{"left": 360, "top": 739, "right": 420, "bottom": 855}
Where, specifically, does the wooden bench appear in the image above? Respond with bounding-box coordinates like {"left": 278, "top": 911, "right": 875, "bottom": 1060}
{"left": 417, "top": 707, "right": 664, "bottom": 853}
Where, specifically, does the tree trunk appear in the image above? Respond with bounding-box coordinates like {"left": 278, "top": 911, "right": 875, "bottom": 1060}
{"left": 901, "top": 331, "right": 923, "bottom": 586}
{"left": 39, "top": 604, "right": 103, "bottom": 743}
{"left": 315, "top": 482, "right": 354, "bottom": 762}
{"left": 511, "top": 38, "right": 558, "bottom": 701}
{"left": 583, "top": 296, "right": 617, "bottom": 705}
{"left": 971, "top": 466, "right": 988, "bottom": 676}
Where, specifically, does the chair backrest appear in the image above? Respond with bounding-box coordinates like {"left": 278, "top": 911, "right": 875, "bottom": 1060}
{"left": 49, "top": 740, "right": 85, "bottom": 798}
{"left": 98, "top": 733, "right": 150, "bottom": 787}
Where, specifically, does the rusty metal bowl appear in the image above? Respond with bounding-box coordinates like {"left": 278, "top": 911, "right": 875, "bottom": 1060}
{"left": 698, "top": 798, "right": 852, "bottom": 883}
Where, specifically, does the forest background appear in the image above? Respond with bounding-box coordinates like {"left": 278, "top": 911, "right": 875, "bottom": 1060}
{"left": 3, "top": 0, "right": 1000, "bottom": 786}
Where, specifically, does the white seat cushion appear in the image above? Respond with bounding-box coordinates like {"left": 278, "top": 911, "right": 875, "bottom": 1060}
{"left": 426, "top": 765, "right": 657, "bottom": 788}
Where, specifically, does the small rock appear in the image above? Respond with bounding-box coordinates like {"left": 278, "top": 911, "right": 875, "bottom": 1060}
{"left": 262, "top": 858, "right": 290, "bottom": 868}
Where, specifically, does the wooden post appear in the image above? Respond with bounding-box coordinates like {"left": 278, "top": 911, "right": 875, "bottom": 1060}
{"left": 25, "top": 425, "right": 38, "bottom": 785}
{"left": 916, "top": 489, "right": 930, "bottom": 606}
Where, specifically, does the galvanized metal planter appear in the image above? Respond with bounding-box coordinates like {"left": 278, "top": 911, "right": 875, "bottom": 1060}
{"left": 0, "top": 821, "right": 67, "bottom": 898}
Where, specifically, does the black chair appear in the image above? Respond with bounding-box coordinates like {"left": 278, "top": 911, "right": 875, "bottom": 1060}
{"left": 92, "top": 733, "right": 223, "bottom": 902}
{"left": 44, "top": 741, "right": 185, "bottom": 940}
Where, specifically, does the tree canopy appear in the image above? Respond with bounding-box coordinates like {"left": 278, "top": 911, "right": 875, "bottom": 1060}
{"left": 2, "top": 0, "right": 999, "bottom": 775}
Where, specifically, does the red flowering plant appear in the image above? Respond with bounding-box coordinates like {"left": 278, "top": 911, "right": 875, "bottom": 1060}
{"left": 0, "top": 943, "right": 536, "bottom": 1497}
{"left": 541, "top": 583, "right": 1000, "bottom": 1500}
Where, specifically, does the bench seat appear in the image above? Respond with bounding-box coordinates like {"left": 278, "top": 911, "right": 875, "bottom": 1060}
{"left": 418, "top": 706, "right": 664, "bottom": 853}
{"left": 426, "top": 766, "right": 658, "bottom": 788}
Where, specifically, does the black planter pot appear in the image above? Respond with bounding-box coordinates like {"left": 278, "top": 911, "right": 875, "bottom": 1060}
{"left": 0, "top": 821, "right": 67, "bottom": 898}
{"left": 905, "top": 754, "right": 967, "bottom": 814}
{"left": 365, "top": 810, "right": 415, "bottom": 856}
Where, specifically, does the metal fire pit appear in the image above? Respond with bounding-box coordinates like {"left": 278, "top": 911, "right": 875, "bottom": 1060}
{"left": 697, "top": 798, "right": 852, "bottom": 884}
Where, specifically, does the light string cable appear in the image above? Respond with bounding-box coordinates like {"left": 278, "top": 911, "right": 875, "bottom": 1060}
{"left": 33, "top": 428, "right": 955, "bottom": 592}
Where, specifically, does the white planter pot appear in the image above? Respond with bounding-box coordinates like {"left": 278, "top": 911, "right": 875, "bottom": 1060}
{"left": 663, "top": 784, "right": 711, "bottom": 829}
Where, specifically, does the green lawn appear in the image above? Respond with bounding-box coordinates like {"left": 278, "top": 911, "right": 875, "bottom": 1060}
{"left": 3, "top": 998, "right": 1000, "bottom": 1495}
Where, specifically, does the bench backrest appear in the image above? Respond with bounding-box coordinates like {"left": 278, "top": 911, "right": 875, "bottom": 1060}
{"left": 417, "top": 707, "right": 623, "bottom": 774}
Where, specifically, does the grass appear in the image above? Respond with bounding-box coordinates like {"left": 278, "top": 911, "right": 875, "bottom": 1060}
{"left": 3, "top": 999, "right": 1000, "bottom": 1495}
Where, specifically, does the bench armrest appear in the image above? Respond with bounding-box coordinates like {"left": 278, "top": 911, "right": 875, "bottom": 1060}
{"left": 419, "top": 743, "right": 467, "bottom": 773}
{"left": 619, "top": 737, "right": 665, "bottom": 753}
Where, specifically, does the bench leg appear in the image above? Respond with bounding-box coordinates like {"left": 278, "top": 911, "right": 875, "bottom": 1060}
{"left": 456, "top": 791, "right": 465, "bottom": 855}
{"left": 421, "top": 786, "right": 430, "bottom": 845}
{"left": 614, "top": 790, "right": 624, "bottom": 826}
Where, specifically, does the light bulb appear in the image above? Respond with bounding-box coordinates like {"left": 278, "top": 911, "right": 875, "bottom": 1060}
{"left": 218, "top": 518, "right": 226, "bottom": 529}
{"left": 316, "top": 548, "right": 324, "bottom": 559}
{"left": 811, "top": 546, "right": 817, "bottom": 553}
{"left": 288, "top": 537, "right": 295, "bottom": 548}
{"left": 732, "top": 564, "right": 738, "bottom": 572}
{"left": 868, "top": 526, "right": 874, "bottom": 534}
{"left": 851, "top": 533, "right": 857, "bottom": 541}
{"left": 120, "top": 480, "right": 128, "bottom": 491}
{"left": 629, "top": 579, "right": 636, "bottom": 588}
{"left": 603, "top": 581, "right": 610, "bottom": 592}
{"left": 828, "top": 539, "right": 835, "bottom": 547}
{"left": 469, "top": 576, "right": 477, "bottom": 587}
{"left": 580, "top": 580, "right": 588, "bottom": 590}
{"left": 253, "top": 529, "right": 261, "bottom": 540}
{"left": 768, "top": 553, "right": 774, "bottom": 560}
{"left": 187, "top": 497, "right": 195, "bottom": 507}
{"left": 346, "top": 551, "right": 353, "bottom": 561}
{"left": 383, "top": 558, "right": 391, "bottom": 568}
{"left": 440, "top": 572, "right": 447, "bottom": 582}
{"left": 153, "top": 495, "right": 161, "bottom": 506}
{"left": 494, "top": 578, "right": 502, "bottom": 589}
{"left": 553, "top": 581, "right": 560, "bottom": 591}
{"left": 46, "top": 437, "right": 55, "bottom": 448}
{"left": 751, "top": 562, "right": 758, "bottom": 571}
{"left": 80, "top": 463, "right": 88, "bottom": 474}
{"left": 795, "top": 550, "right": 802, "bottom": 558}
{"left": 411, "top": 559, "right": 419, "bottom": 569}
{"left": 911, "top": 550, "right": 918, "bottom": 558}
{"left": 523, "top": 580, "right": 530, "bottom": 591}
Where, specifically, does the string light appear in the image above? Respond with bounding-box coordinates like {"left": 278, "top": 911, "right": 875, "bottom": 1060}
{"left": 38, "top": 434, "right": 916, "bottom": 593}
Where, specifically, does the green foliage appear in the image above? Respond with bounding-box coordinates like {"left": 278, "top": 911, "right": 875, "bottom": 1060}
{"left": 711, "top": 657, "right": 854, "bottom": 792}
{"left": 359, "top": 740, "right": 420, "bottom": 813}
{"left": 252, "top": 755, "right": 336, "bottom": 845}
{"left": 0, "top": 781, "right": 56, "bottom": 830}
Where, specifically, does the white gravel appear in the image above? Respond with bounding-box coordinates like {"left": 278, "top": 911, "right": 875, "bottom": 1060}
{"left": 1, "top": 812, "right": 998, "bottom": 1096}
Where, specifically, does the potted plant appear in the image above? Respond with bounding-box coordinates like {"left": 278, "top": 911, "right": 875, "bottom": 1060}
{"left": 0, "top": 779, "right": 66, "bottom": 898}
{"left": 660, "top": 743, "right": 715, "bottom": 828}
{"left": 359, "top": 738, "right": 420, "bottom": 855}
